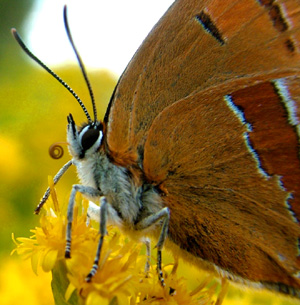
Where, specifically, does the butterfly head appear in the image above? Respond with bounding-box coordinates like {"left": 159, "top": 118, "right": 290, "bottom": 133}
{"left": 67, "top": 114, "right": 104, "bottom": 160}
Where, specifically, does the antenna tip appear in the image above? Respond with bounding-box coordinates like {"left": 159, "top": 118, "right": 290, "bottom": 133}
{"left": 11, "top": 28, "right": 17, "bottom": 37}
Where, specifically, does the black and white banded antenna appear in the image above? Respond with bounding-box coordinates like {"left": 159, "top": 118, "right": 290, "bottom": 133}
{"left": 11, "top": 11, "right": 95, "bottom": 124}
{"left": 63, "top": 5, "right": 97, "bottom": 124}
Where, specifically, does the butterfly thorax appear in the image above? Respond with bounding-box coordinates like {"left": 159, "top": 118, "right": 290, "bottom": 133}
{"left": 67, "top": 115, "right": 164, "bottom": 232}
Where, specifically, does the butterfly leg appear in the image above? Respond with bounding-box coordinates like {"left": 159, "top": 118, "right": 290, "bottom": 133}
{"left": 65, "top": 184, "right": 102, "bottom": 258}
{"left": 35, "top": 160, "right": 73, "bottom": 214}
{"left": 136, "top": 207, "right": 170, "bottom": 286}
{"left": 86, "top": 197, "right": 108, "bottom": 282}
{"left": 143, "top": 237, "right": 151, "bottom": 275}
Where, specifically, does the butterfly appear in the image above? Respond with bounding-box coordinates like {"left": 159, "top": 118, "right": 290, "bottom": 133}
{"left": 13, "top": 0, "right": 300, "bottom": 299}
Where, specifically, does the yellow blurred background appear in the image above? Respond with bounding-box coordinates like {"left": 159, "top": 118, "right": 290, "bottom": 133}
{"left": 0, "top": 1, "right": 298, "bottom": 304}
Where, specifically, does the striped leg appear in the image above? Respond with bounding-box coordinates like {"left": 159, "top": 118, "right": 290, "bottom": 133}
{"left": 144, "top": 238, "right": 151, "bottom": 275}
{"left": 65, "top": 184, "right": 102, "bottom": 258}
{"left": 135, "top": 207, "right": 170, "bottom": 287}
{"left": 86, "top": 197, "right": 108, "bottom": 282}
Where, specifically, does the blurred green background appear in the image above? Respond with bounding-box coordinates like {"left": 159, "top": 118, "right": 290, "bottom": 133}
{"left": 0, "top": 1, "right": 298, "bottom": 304}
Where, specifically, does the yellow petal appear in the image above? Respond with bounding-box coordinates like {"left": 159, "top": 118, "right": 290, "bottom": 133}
{"left": 41, "top": 249, "right": 58, "bottom": 272}
{"left": 31, "top": 251, "right": 40, "bottom": 275}
{"left": 86, "top": 291, "right": 111, "bottom": 305}
{"left": 65, "top": 282, "right": 76, "bottom": 301}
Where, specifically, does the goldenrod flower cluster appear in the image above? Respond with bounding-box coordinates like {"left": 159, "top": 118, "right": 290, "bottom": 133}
{"left": 12, "top": 181, "right": 218, "bottom": 305}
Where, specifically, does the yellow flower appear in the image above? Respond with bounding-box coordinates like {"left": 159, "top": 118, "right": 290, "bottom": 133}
{"left": 12, "top": 180, "right": 217, "bottom": 305}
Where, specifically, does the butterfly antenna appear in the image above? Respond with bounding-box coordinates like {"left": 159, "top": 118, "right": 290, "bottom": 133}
{"left": 11, "top": 28, "right": 93, "bottom": 124}
{"left": 63, "top": 5, "right": 97, "bottom": 124}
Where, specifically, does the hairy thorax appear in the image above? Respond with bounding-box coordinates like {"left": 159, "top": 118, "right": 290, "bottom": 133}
{"left": 75, "top": 150, "right": 164, "bottom": 235}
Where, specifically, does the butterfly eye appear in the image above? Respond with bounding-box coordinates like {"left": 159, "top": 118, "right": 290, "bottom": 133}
{"left": 80, "top": 127, "right": 102, "bottom": 151}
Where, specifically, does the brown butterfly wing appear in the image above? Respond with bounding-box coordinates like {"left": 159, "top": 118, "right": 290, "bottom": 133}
{"left": 105, "top": 0, "right": 300, "bottom": 293}
{"left": 105, "top": 0, "right": 300, "bottom": 157}
{"left": 144, "top": 81, "right": 300, "bottom": 290}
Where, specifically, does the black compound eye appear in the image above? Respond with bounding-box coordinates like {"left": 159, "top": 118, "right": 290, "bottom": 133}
{"left": 80, "top": 128, "right": 101, "bottom": 151}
